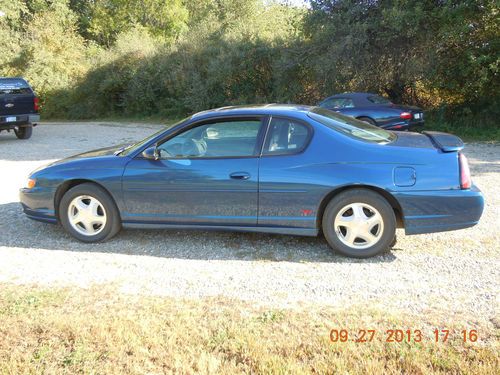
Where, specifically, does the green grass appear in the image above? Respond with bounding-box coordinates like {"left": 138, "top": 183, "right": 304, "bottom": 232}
{"left": 0, "top": 284, "right": 498, "bottom": 374}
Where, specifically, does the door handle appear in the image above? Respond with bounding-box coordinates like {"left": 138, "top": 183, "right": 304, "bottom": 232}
{"left": 230, "top": 172, "right": 250, "bottom": 180}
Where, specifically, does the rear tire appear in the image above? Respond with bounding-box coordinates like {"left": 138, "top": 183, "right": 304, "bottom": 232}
{"left": 59, "top": 183, "right": 121, "bottom": 242}
{"left": 322, "top": 189, "right": 396, "bottom": 258}
{"left": 357, "top": 117, "right": 377, "bottom": 126}
{"left": 15, "top": 125, "right": 32, "bottom": 139}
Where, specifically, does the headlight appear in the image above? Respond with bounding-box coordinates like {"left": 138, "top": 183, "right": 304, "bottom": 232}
{"left": 26, "top": 178, "right": 36, "bottom": 189}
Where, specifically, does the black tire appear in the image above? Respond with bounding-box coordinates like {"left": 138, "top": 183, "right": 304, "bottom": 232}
{"left": 357, "top": 117, "right": 377, "bottom": 126}
{"left": 15, "top": 125, "right": 32, "bottom": 139}
{"left": 322, "top": 189, "right": 396, "bottom": 258}
{"left": 390, "top": 235, "right": 397, "bottom": 248}
{"left": 59, "top": 183, "right": 121, "bottom": 242}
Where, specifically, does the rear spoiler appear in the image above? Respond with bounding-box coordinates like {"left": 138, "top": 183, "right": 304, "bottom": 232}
{"left": 422, "top": 131, "right": 464, "bottom": 152}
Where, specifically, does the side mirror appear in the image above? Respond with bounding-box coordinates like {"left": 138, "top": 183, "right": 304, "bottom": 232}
{"left": 142, "top": 146, "right": 159, "bottom": 160}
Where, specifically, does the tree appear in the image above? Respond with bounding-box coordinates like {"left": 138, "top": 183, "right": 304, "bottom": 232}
{"left": 79, "top": 0, "right": 189, "bottom": 46}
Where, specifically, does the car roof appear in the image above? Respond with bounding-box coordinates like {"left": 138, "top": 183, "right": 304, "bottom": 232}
{"left": 190, "top": 104, "right": 313, "bottom": 120}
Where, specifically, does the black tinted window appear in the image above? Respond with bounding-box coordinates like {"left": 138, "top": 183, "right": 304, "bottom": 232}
{"left": 263, "top": 118, "right": 310, "bottom": 155}
{"left": 158, "top": 120, "right": 261, "bottom": 158}
{"left": 308, "top": 108, "right": 396, "bottom": 144}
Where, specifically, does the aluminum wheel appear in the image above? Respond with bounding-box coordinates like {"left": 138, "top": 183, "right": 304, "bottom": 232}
{"left": 67, "top": 195, "right": 107, "bottom": 236}
{"left": 334, "top": 202, "right": 384, "bottom": 250}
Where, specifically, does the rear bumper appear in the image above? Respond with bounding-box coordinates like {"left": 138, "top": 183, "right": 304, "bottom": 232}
{"left": 0, "top": 114, "right": 39, "bottom": 130}
{"left": 384, "top": 120, "right": 424, "bottom": 131}
{"left": 395, "top": 185, "right": 484, "bottom": 235}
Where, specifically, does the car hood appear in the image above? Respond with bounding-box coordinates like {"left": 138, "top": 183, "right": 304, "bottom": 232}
{"left": 46, "top": 144, "right": 129, "bottom": 167}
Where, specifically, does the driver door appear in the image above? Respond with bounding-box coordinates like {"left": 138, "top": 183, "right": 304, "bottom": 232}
{"left": 121, "top": 118, "right": 264, "bottom": 226}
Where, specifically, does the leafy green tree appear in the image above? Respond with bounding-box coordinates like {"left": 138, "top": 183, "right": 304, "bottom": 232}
{"left": 79, "top": 0, "right": 189, "bottom": 46}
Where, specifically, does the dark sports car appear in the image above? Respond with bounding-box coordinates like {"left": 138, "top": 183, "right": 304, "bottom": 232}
{"left": 20, "top": 105, "right": 483, "bottom": 258}
{"left": 318, "top": 92, "right": 424, "bottom": 130}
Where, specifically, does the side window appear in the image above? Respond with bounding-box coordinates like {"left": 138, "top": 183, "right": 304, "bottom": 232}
{"left": 263, "top": 118, "right": 310, "bottom": 155}
{"left": 320, "top": 98, "right": 355, "bottom": 109}
{"left": 158, "top": 120, "right": 261, "bottom": 158}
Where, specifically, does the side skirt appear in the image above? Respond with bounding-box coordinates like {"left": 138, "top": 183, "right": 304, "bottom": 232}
{"left": 122, "top": 222, "right": 318, "bottom": 237}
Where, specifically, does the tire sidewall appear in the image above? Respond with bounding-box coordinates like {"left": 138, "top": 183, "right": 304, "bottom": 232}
{"left": 59, "top": 183, "right": 120, "bottom": 242}
{"left": 15, "top": 125, "right": 32, "bottom": 139}
{"left": 322, "top": 189, "right": 396, "bottom": 258}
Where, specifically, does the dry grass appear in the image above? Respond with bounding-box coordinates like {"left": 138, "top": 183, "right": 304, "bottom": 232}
{"left": 0, "top": 284, "right": 498, "bottom": 374}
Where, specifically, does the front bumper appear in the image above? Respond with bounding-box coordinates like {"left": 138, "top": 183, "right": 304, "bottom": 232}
{"left": 395, "top": 185, "right": 484, "bottom": 235}
{"left": 19, "top": 187, "right": 57, "bottom": 224}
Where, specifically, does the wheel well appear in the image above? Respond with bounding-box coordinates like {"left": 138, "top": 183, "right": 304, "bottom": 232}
{"left": 356, "top": 116, "right": 374, "bottom": 121}
{"left": 316, "top": 185, "right": 404, "bottom": 230}
{"left": 54, "top": 179, "right": 116, "bottom": 221}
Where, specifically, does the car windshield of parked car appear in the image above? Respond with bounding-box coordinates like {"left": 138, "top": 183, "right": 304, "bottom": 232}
{"left": 119, "top": 117, "right": 190, "bottom": 156}
{"left": 308, "top": 107, "right": 396, "bottom": 144}
{"left": 367, "top": 95, "right": 392, "bottom": 105}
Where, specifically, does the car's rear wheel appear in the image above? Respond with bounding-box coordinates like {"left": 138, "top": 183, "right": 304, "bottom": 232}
{"left": 357, "top": 117, "right": 377, "bottom": 126}
{"left": 59, "top": 183, "right": 121, "bottom": 242}
{"left": 15, "top": 125, "right": 32, "bottom": 139}
{"left": 322, "top": 189, "right": 396, "bottom": 258}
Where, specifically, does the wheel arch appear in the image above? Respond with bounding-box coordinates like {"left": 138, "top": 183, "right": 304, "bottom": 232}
{"left": 54, "top": 179, "right": 119, "bottom": 221}
{"left": 355, "top": 115, "right": 376, "bottom": 123}
{"left": 316, "top": 185, "right": 404, "bottom": 231}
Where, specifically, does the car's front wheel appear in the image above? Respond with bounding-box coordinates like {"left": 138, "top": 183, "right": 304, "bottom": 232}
{"left": 322, "top": 189, "right": 396, "bottom": 258}
{"left": 59, "top": 183, "right": 121, "bottom": 242}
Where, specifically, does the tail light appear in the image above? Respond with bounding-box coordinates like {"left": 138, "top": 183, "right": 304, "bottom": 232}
{"left": 459, "top": 153, "right": 471, "bottom": 189}
{"left": 400, "top": 112, "right": 412, "bottom": 120}
{"left": 34, "top": 97, "right": 40, "bottom": 111}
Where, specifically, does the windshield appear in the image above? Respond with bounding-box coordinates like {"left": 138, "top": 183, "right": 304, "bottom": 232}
{"left": 308, "top": 107, "right": 396, "bottom": 144}
{"left": 120, "top": 117, "right": 190, "bottom": 156}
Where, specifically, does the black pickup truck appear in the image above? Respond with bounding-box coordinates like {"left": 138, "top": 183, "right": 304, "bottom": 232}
{"left": 0, "top": 78, "right": 40, "bottom": 139}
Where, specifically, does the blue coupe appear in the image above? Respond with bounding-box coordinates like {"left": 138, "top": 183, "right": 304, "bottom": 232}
{"left": 20, "top": 105, "right": 484, "bottom": 258}
{"left": 318, "top": 92, "right": 424, "bottom": 130}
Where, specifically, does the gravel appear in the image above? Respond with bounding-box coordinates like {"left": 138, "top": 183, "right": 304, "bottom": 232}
{"left": 0, "top": 122, "right": 499, "bottom": 320}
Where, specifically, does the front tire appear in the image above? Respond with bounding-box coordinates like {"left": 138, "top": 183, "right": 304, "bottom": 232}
{"left": 322, "top": 189, "right": 396, "bottom": 258}
{"left": 15, "top": 125, "right": 32, "bottom": 139}
{"left": 59, "top": 183, "right": 121, "bottom": 242}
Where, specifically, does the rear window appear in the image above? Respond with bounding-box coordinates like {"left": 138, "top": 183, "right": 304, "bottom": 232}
{"left": 367, "top": 95, "right": 391, "bottom": 104}
{"left": 308, "top": 107, "right": 396, "bottom": 144}
{"left": 0, "top": 79, "right": 32, "bottom": 95}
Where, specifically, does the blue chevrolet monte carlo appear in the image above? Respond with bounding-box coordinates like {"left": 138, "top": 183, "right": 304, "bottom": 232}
{"left": 20, "top": 105, "right": 484, "bottom": 258}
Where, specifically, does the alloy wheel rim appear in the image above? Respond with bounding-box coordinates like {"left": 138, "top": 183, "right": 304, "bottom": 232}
{"left": 334, "top": 203, "right": 384, "bottom": 249}
{"left": 67, "top": 195, "right": 107, "bottom": 236}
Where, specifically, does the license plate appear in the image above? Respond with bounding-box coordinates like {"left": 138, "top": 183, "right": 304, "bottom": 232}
{"left": 414, "top": 113, "right": 421, "bottom": 119}
{"left": 5, "top": 116, "right": 16, "bottom": 122}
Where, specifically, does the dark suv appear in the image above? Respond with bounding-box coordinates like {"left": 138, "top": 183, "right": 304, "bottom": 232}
{"left": 0, "top": 78, "right": 40, "bottom": 139}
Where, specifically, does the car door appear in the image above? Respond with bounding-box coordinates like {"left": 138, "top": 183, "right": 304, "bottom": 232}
{"left": 257, "top": 116, "right": 317, "bottom": 229}
{"left": 121, "top": 117, "right": 264, "bottom": 226}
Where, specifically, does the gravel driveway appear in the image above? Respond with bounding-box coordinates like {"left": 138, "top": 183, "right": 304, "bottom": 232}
{"left": 0, "top": 122, "right": 499, "bottom": 320}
